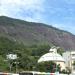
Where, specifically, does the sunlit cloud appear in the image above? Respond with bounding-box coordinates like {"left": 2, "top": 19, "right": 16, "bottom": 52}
{"left": 0, "top": 0, "right": 45, "bottom": 22}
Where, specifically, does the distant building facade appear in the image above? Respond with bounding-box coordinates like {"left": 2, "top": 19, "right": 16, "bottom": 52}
{"left": 63, "top": 51, "right": 75, "bottom": 72}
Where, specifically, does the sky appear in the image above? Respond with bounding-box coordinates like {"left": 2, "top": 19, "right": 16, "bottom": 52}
{"left": 0, "top": 0, "right": 75, "bottom": 34}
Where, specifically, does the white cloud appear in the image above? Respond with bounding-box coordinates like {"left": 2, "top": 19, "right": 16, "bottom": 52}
{"left": 0, "top": 0, "right": 45, "bottom": 22}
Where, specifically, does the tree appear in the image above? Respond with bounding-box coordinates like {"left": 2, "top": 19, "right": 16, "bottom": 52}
{"left": 57, "top": 48, "right": 64, "bottom": 56}
{"left": 37, "top": 61, "right": 61, "bottom": 72}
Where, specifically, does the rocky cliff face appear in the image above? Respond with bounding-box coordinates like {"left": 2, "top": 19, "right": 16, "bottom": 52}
{"left": 0, "top": 16, "right": 75, "bottom": 50}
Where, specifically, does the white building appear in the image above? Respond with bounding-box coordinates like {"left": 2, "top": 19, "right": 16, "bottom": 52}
{"left": 38, "top": 47, "right": 65, "bottom": 70}
{"left": 63, "top": 51, "right": 75, "bottom": 72}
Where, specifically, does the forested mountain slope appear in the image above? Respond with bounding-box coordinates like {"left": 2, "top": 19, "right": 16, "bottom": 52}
{"left": 0, "top": 16, "right": 75, "bottom": 50}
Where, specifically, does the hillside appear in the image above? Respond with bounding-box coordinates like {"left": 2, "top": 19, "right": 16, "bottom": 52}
{"left": 0, "top": 16, "right": 75, "bottom": 50}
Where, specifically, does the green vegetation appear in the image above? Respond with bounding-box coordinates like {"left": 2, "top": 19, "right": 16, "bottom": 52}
{"left": 0, "top": 37, "right": 65, "bottom": 73}
{"left": 37, "top": 61, "right": 61, "bottom": 72}
{"left": 0, "top": 16, "right": 75, "bottom": 50}
{"left": 0, "top": 16, "right": 68, "bottom": 73}
{"left": 0, "top": 37, "right": 50, "bottom": 72}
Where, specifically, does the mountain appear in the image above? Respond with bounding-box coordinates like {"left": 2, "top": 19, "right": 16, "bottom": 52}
{"left": 0, "top": 16, "right": 75, "bottom": 50}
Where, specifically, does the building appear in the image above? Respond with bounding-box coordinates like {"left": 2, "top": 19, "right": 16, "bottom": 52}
{"left": 38, "top": 46, "right": 65, "bottom": 70}
{"left": 63, "top": 51, "right": 75, "bottom": 72}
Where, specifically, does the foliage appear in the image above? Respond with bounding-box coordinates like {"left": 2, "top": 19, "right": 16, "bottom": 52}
{"left": 0, "top": 37, "right": 64, "bottom": 73}
{"left": 37, "top": 61, "right": 61, "bottom": 72}
{"left": 73, "top": 61, "right": 75, "bottom": 65}
{"left": 0, "top": 37, "right": 50, "bottom": 71}
{"left": 57, "top": 48, "right": 64, "bottom": 56}
{"left": 0, "top": 55, "right": 8, "bottom": 72}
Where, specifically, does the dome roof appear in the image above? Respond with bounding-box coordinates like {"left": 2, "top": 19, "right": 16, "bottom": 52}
{"left": 38, "top": 52, "right": 65, "bottom": 63}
